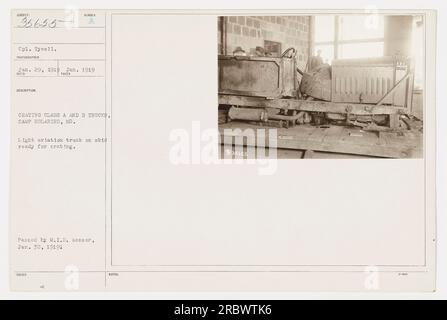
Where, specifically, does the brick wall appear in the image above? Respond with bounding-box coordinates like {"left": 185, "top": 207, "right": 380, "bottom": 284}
{"left": 218, "top": 16, "right": 312, "bottom": 69}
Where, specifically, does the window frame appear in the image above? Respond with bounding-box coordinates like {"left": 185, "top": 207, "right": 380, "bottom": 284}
{"left": 314, "top": 15, "right": 385, "bottom": 61}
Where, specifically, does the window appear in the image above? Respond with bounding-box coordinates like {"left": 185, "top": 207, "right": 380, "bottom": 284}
{"left": 339, "top": 15, "right": 384, "bottom": 41}
{"left": 314, "top": 15, "right": 334, "bottom": 43}
{"left": 314, "top": 44, "right": 334, "bottom": 64}
{"left": 339, "top": 42, "right": 384, "bottom": 59}
{"left": 314, "top": 15, "right": 335, "bottom": 62}
{"left": 314, "top": 15, "right": 385, "bottom": 63}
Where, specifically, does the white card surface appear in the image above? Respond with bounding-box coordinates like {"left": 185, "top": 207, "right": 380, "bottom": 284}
{"left": 9, "top": 9, "right": 436, "bottom": 292}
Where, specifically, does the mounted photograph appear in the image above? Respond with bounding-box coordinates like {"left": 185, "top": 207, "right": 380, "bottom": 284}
{"left": 218, "top": 14, "right": 424, "bottom": 159}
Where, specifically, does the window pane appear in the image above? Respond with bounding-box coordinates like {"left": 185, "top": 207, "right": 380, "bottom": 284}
{"left": 339, "top": 42, "right": 384, "bottom": 59}
{"left": 314, "top": 44, "right": 334, "bottom": 64}
{"left": 339, "top": 15, "right": 384, "bottom": 41}
{"left": 314, "top": 15, "right": 334, "bottom": 42}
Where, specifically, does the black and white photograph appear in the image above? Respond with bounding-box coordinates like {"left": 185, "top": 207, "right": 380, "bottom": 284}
{"left": 218, "top": 14, "right": 424, "bottom": 159}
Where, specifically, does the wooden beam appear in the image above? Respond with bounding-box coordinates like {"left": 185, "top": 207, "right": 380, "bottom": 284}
{"left": 219, "top": 125, "right": 422, "bottom": 159}
{"left": 334, "top": 15, "right": 340, "bottom": 59}
{"left": 221, "top": 17, "right": 227, "bottom": 55}
{"left": 388, "top": 114, "right": 400, "bottom": 129}
{"left": 303, "top": 149, "right": 315, "bottom": 159}
{"left": 219, "top": 94, "right": 406, "bottom": 115}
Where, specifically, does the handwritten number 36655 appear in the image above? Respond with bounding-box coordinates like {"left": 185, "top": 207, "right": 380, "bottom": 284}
{"left": 19, "top": 17, "right": 57, "bottom": 28}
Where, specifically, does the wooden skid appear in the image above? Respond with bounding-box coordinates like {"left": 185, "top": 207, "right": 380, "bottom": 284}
{"left": 219, "top": 94, "right": 407, "bottom": 116}
{"left": 219, "top": 123, "right": 422, "bottom": 159}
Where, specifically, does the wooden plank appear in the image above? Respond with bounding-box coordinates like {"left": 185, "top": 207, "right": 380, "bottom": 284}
{"left": 219, "top": 94, "right": 406, "bottom": 115}
{"left": 307, "top": 126, "right": 330, "bottom": 142}
{"left": 321, "top": 125, "right": 345, "bottom": 144}
{"left": 303, "top": 149, "right": 315, "bottom": 159}
{"left": 389, "top": 114, "right": 400, "bottom": 129}
{"left": 219, "top": 122, "right": 422, "bottom": 158}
